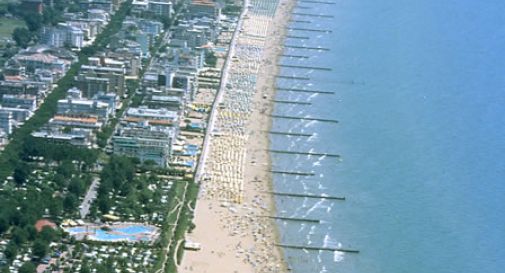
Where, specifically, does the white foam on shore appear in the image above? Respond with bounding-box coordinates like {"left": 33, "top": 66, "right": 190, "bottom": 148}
{"left": 317, "top": 251, "right": 323, "bottom": 263}
{"left": 304, "top": 120, "right": 318, "bottom": 127}
{"left": 334, "top": 251, "right": 345, "bottom": 262}
{"left": 303, "top": 199, "right": 326, "bottom": 217}
{"left": 308, "top": 93, "right": 319, "bottom": 100}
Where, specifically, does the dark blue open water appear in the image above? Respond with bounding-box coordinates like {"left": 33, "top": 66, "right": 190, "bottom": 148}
{"left": 270, "top": 1, "right": 505, "bottom": 272}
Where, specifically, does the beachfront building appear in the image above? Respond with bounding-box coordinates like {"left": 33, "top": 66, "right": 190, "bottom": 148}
{"left": 105, "top": 51, "right": 142, "bottom": 77}
{"left": 40, "top": 23, "right": 85, "bottom": 49}
{"left": 49, "top": 115, "right": 103, "bottom": 130}
{"left": 112, "top": 125, "right": 176, "bottom": 167}
{"left": 0, "top": 129, "right": 7, "bottom": 148}
{"left": 80, "top": 0, "right": 114, "bottom": 13}
{"left": 57, "top": 98, "right": 112, "bottom": 121}
{"left": 10, "top": 46, "right": 78, "bottom": 78}
{"left": 79, "top": 64, "right": 126, "bottom": 97}
{"left": 144, "top": 95, "right": 183, "bottom": 111}
{"left": 0, "top": 107, "right": 34, "bottom": 124}
{"left": 124, "top": 107, "right": 179, "bottom": 126}
{"left": 148, "top": 0, "right": 173, "bottom": 17}
{"left": 1, "top": 95, "right": 38, "bottom": 111}
{"left": 0, "top": 80, "right": 49, "bottom": 100}
{"left": 87, "top": 8, "right": 111, "bottom": 22}
{"left": 0, "top": 111, "right": 13, "bottom": 135}
{"left": 172, "top": 21, "right": 215, "bottom": 48}
{"left": 32, "top": 127, "right": 95, "bottom": 147}
{"left": 138, "top": 19, "right": 164, "bottom": 36}
{"left": 189, "top": 0, "right": 221, "bottom": 19}
{"left": 132, "top": 0, "right": 149, "bottom": 13}
{"left": 75, "top": 75, "right": 110, "bottom": 98}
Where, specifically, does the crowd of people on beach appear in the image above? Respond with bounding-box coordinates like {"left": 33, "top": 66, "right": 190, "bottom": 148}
{"left": 196, "top": 0, "right": 288, "bottom": 271}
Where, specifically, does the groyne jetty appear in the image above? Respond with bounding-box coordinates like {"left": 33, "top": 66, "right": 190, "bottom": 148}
{"left": 268, "top": 131, "right": 313, "bottom": 137}
{"left": 276, "top": 244, "right": 360, "bottom": 253}
{"left": 276, "top": 75, "right": 311, "bottom": 80}
{"left": 276, "top": 87, "right": 334, "bottom": 94}
{"left": 292, "top": 12, "right": 335, "bottom": 18}
{"left": 268, "top": 149, "right": 340, "bottom": 158}
{"left": 268, "top": 191, "right": 346, "bottom": 200}
{"left": 271, "top": 99, "right": 312, "bottom": 105}
{"left": 284, "top": 45, "right": 331, "bottom": 51}
{"left": 270, "top": 114, "right": 339, "bottom": 123}
{"left": 266, "top": 216, "right": 320, "bottom": 223}
{"left": 270, "top": 170, "right": 316, "bottom": 176}
{"left": 277, "top": 64, "right": 332, "bottom": 71}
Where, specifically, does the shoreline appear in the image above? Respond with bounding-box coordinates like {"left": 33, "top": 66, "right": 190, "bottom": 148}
{"left": 251, "top": 0, "right": 297, "bottom": 270}
{"left": 180, "top": 0, "right": 295, "bottom": 271}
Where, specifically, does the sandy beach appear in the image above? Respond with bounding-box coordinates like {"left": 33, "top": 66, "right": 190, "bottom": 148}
{"left": 180, "top": 0, "right": 295, "bottom": 272}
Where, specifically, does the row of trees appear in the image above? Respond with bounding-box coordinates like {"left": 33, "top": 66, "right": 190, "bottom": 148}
{"left": 21, "top": 136, "right": 98, "bottom": 167}
{"left": 0, "top": 4, "right": 135, "bottom": 262}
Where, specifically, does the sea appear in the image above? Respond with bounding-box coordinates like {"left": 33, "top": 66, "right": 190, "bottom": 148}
{"left": 270, "top": 1, "right": 505, "bottom": 272}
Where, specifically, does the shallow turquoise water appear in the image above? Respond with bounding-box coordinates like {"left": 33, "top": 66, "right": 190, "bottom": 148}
{"left": 271, "top": 1, "right": 505, "bottom": 272}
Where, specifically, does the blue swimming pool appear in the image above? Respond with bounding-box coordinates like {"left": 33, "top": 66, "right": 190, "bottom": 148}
{"left": 65, "top": 224, "right": 158, "bottom": 242}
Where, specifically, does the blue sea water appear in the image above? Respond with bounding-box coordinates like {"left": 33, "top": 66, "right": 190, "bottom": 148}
{"left": 270, "top": 1, "right": 505, "bottom": 272}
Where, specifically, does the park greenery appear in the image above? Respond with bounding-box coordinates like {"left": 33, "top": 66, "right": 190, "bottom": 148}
{"left": 0, "top": 0, "right": 208, "bottom": 272}
{"left": 0, "top": 0, "right": 133, "bottom": 250}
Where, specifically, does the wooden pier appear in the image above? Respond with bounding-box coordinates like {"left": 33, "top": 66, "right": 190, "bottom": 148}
{"left": 268, "top": 131, "right": 313, "bottom": 137}
{"left": 280, "top": 54, "right": 310, "bottom": 59}
{"left": 276, "top": 75, "right": 311, "bottom": 81}
{"left": 269, "top": 149, "right": 340, "bottom": 158}
{"left": 299, "top": 0, "right": 337, "bottom": 4}
{"left": 272, "top": 99, "right": 312, "bottom": 105}
{"left": 269, "top": 191, "right": 345, "bottom": 201}
{"left": 288, "top": 27, "right": 332, "bottom": 33}
{"left": 276, "top": 87, "right": 334, "bottom": 94}
{"left": 289, "top": 19, "right": 312, "bottom": 24}
{"left": 270, "top": 114, "right": 339, "bottom": 124}
{"left": 270, "top": 170, "right": 315, "bottom": 176}
{"left": 266, "top": 216, "right": 320, "bottom": 223}
{"left": 278, "top": 64, "right": 332, "bottom": 71}
{"left": 276, "top": 243, "right": 360, "bottom": 253}
{"left": 286, "top": 35, "right": 310, "bottom": 40}
{"left": 295, "top": 5, "right": 313, "bottom": 9}
{"left": 284, "top": 45, "right": 330, "bottom": 51}
{"left": 292, "top": 12, "right": 335, "bottom": 18}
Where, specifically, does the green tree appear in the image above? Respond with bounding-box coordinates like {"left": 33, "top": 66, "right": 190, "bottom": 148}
{"left": 39, "top": 226, "right": 58, "bottom": 242}
{"left": 12, "top": 227, "right": 28, "bottom": 245}
{"left": 97, "top": 196, "right": 111, "bottom": 214}
{"left": 42, "top": 7, "right": 62, "bottom": 26}
{"left": 0, "top": 217, "right": 8, "bottom": 234}
{"left": 23, "top": 13, "right": 43, "bottom": 32}
{"left": 18, "top": 262, "right": 36, "bottom": 273}
{"left": 205, "top": 51, "right": 217, "bottom": 67}
{"left": 79, "top": 263, "right": 91, "bottom": 273}
{"left": 24, "top": 225, "right": 37, "bottom": 241}
{"left": 4, "top": 241, "right": 17, "bottom": 260}
{"left": 68, "top": 178, "right": 84, "bottom": 196}
{"left": 13, "top": 163, "right": 30, "bottom": 186}
{"left": 48, "top": 196, "right": 63, "bottom": 216}
{"left": 12, "top": 27, "right": 32, "bottom": 48}
{"left": 57, "top": 160, "right": 75, "bottom": 179}
{"left": 32, "top": 239, "right": 49, "bottom": 258}
{"left": 63, "top": 194, "right": 77, "bottom": 212}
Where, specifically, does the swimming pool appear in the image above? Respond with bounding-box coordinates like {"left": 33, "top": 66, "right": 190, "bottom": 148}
{"left": 64, "top": 224, "right": 159, "bottom": 243}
